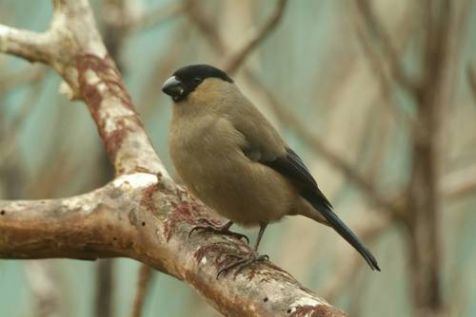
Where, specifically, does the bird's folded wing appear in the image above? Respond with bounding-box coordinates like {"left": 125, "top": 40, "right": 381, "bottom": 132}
{"left": 261, "top": 148, "right": 333, "bottom": 209}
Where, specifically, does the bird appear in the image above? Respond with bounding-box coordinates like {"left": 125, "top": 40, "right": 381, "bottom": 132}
{"left": 162, "top": 64, "right": 380, "bottom": 273}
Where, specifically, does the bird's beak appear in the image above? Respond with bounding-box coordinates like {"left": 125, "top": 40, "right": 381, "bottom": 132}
{"left": 162, "top": 76, "right": 184, "bottom": 101}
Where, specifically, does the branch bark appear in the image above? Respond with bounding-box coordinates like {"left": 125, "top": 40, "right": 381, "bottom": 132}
{"left": 0, "top": 0, "right": 346, "bottom": 316}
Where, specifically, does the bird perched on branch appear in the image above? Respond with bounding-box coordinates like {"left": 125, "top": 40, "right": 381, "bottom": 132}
{"left": 162, "top": 64, "right": 380, "bottom": 273}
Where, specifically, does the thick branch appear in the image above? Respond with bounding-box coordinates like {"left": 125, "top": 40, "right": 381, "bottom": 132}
{"left": 0, "top": 174, "right": 345, "bottom": 317}
{"left": 130, "top": 265, "right": 154, "bottom": 317}
{"left": 0, "top": 25, "right": 53, "bottom": 63}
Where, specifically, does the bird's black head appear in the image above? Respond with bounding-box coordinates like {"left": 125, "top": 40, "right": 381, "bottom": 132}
{"left": 162, "top": 64, "right": 233, "bottom": 102}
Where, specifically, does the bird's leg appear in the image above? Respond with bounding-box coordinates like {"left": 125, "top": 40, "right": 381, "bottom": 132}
{"left": 254, "top": 223, "right": 267, "bottom": 252}
{"left": 217, "top": 223, "right": 269, "bottom": 278}
{"left": 189, "top": 219, "right": 249, "bottom": 243}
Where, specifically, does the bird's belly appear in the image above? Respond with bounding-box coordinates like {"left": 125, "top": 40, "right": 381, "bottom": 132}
{"left": 170, "top": 116, "right": 295, "bottom": 225}
{"left": 180, "top": 155, "right": 295, "bottom": 226}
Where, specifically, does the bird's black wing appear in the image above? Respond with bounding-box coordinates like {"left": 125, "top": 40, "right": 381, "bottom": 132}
{"left": 262, "top": 148, "right": 333, "bottom": 210}
{"left": 233, "top": 109, "right": 380, "bottom": 270}
{"left": 258, "top": 148, "right": 380, "bottom": 271}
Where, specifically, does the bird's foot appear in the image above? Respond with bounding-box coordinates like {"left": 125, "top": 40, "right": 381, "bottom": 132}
{"left": 217, "top": 250, "right": 269, "bottom": 279}
{"left": 189, "top": 219, "right": 249, "bottom": 243}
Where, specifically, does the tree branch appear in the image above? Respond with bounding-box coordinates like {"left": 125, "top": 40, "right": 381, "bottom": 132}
{"left": 0, "top": 25, "right": 53, "bottom": 63}
{"left": 0, "top": 174, "right": 345, "bottom": 316}
{"left": 224, "top": 0, "right": 288, "bottom": 74}
{"left": 130, "top": 265, "right": 154, "bottom": 317}
{"left": 353, "top": 0, "right": 418, "bottom": 93}
{"left": 125, "top": 2, "right": 185, "bottom": 32}
{"left": 443, "top": 164, "right": 476, "bottom": 201}
{"left": 0, "top": 0, "right": 346, "bottom": 315}
{"left": 24, "top": 261, "right": 62, "bottom": 317}
{"left": 466, "top": 64, "right": 476, "bottom": 105}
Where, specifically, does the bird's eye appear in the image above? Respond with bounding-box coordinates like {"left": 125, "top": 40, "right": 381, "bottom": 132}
{"left": 193, "top": 77, "right": 202, "bottom": 83}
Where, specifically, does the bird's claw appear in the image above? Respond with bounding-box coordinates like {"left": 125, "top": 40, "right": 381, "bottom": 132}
{"left": 188, "top": 219, "right": 249, "bottom": 243}
{"left": 216, "top": 251, "right": 269, "bottom": 279}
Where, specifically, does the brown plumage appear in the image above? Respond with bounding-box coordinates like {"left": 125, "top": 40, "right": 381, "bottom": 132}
{"left": 163, "top": 64, "right": 380, "bottom": 271}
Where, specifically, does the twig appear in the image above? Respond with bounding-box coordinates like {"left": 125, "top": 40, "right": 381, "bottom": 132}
{"left": 131, "top": 265, "right": 154, "bottom": 317}
{"left": 353, "top": 0, "right": 418, "bottom": 93}
{"left": 404, "top": 1, "right": 468, "bottom": 314}
{"left": 24, "top": 261, "right": 62, "bottom": 317}
{"left": 0, "top": 72, "right": 47, "bottom": 166}
{"left": 95, "top": 259, "right": 115, "bottom": 317}
{"left": 224, "top": 0, "right": 288, "bottom": 74}
{"left": 442, "top": 164, "right": 476, "bottom": 201}
{"left": 185, "top": 0, "right": 227, "bottom": 53}
{"left": 466, "top": 65, "right": 476, "bottom": 105}
{"left": 353, "top": 8, "right": 415, "bottom": 124}
{"left": 126, "top": 2, "right": 185, "bottom": 32}
{"left": 0, "top": 65, "right": 46, "bottom": 92}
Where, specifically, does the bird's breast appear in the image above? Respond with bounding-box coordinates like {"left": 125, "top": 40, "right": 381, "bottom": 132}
{"left": 169, "top": 115, "right": 245, "bottom": 190}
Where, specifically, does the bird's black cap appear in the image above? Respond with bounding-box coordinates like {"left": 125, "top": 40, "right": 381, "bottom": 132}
{"left": 162, "top": 64, "right": 233, "bottom": 102}
{"left": 173, "top": 64, "right": 233, "bottom": 83}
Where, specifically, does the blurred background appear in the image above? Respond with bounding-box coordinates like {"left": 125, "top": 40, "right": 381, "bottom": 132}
{"left": 1, "top": 0, "right": 475, "bottom": 316}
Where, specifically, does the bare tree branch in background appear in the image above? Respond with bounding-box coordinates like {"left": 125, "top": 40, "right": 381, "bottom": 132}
{"left": 0, "top": 1, "right": 346, "bottom": 316}
{"left": 406, "top": 1, "right": 469, "bottom": 316}
{"left": 356, "top": 0, "right": 470, "bottom": 316}
{"left": 443, "top": 164, "right": 476, "bottom": 201}
{"left": 0, "top": 65, "right": 46, "bottom": 93}
{"left": 320, "top": 213, "right": 394, "bottom": 301}
{"left": 352, "top": 4, "right": 415, "bottom": 124}
{"left": 95, "top": 259, "right": 116, "bottom": 317}
{"left": 130, "top": 265, "right": 154, "bottom": 317}
{"left": 354, "top": 0, "right": 418, "bottom": 94}
{"left": 467, "top": 64, "right": 476, "bottom": 104}
{"left": 223, "top": 0, "right": 288, "bottom": 74}
{"left": 125, "top": 2, "right": 184, "bottom": 32}
{"left": 24, "top": 261, "right": 62, "bottom": 317}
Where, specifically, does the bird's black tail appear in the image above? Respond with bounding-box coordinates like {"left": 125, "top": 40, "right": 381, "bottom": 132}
{"left": 302, "top": 191, "right": 381, "bottom": 271}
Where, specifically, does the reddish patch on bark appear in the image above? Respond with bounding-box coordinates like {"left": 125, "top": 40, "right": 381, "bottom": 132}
{"left": 76, "top": 54, "right": 133, "bottom": 111}
{"left": 163, "top": 202, "right": 197, "bottom": 241}
{"left": 103, "top": 119, "right": 133, "bottom": 161}
{"left": 140, "top": 185, "right": 157, "bottom": 212}
{"left": 76, "top": 54, "right": 139, "bottom": 161}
